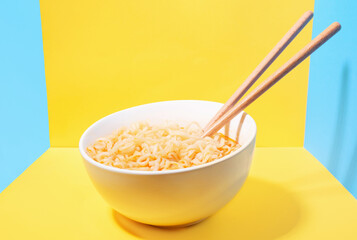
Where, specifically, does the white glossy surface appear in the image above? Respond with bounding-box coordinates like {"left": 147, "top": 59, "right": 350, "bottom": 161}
{"left": 79, "top": 100, "right": 256, "bottom": 226}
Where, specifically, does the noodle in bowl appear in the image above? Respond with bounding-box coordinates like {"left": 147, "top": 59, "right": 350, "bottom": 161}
{"left": 79, "top": 100, "right": 256, "bottom": 226}
{"left": 86, "top": 121, "right": 240, "bottom": 171}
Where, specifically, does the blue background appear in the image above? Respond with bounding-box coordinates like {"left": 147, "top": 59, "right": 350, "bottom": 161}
{"left": 0, "top": 0, "right": 49, "bottom": 192}
{"left": 305, "top": 0, "right": 357, "bottom": 197}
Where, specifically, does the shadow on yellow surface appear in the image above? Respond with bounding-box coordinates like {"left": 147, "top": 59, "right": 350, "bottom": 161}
{"left": 113, "top": 178, "right": 300, "bottom": 240}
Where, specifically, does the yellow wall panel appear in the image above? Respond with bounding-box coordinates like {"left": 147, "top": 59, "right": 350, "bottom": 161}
{"left": 40, "top": 0, "right": 314, "bottom": 147}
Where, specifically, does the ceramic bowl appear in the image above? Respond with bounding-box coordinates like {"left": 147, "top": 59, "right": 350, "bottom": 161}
{"left": 79, "top": 100, "right": 256, "bottom": 226}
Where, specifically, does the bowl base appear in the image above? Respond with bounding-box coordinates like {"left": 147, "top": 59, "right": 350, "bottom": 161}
{"left": 152, "top": 217, "right": 208, "bottom": 228}
{"left": 114, "top": 209, "right": 208, "bottom": 228}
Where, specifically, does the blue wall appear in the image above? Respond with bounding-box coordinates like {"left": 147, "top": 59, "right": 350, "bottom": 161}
{"left": 0, "top": 0, "right": 49, "bottom": 192}
{"left": 305, "top": 0, "right": 357, "bottom": 197}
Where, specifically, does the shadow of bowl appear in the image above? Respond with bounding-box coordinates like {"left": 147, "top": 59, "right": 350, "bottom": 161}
{"left": 112, "top": 177, "right": 300, "bottom": 240}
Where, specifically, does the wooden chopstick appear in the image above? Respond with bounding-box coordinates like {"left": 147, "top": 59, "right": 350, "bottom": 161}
{"left": 202, "top": 22, "right": 341, "bottom": 137}
{"left": 203, "top": 11, "right": 313, "bottom": 132}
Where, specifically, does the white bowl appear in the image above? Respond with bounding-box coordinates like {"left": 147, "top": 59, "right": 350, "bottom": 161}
{"left": 79, "top": 100, "right": 256, "bottom": 226}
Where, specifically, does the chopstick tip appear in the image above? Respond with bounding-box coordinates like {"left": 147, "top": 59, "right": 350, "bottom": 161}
{"left": 306, "top": 10, "right": 313, "bottom": 15}
{"left": 332, "top": 22, "right": 342, "bottom": 30}
{"left": 201, "top": 128, "right": 212, "bottom": 138}
{"left": 304, "top": 10, "right": 314, "bottom": 18}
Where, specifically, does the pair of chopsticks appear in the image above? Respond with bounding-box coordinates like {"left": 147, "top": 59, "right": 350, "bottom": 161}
{"left": 202, "top": 11, "right": 341, "bottom": 137}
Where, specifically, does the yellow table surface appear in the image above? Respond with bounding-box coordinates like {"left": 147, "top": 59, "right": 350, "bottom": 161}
{"left": 1, "top": 147, "right": 356, "bottom": 240}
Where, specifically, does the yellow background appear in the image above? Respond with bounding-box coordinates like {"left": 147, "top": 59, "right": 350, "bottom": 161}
{"left": 3, "top": 2, "right": 357, "bottom": 238}
{"left": 40, "top": 0, "right": 314, "bottom": 147}
{"left": 1, "top": 148, "right": 356, "bottom": 239}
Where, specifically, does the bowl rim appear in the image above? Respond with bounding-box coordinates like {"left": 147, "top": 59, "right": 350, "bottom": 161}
{"left": 79, "top": 100, "right": 257, "bottom": 175}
